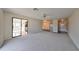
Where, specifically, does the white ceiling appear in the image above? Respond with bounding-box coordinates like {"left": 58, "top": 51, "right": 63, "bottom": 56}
{"left": 2, "top": 8, "right": 76, "bottom": 20}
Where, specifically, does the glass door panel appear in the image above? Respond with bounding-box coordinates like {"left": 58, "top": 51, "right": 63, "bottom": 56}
{"left": 22, "top": 20, "right": 28, "bottom": 36}
{"left": 12, "top": 18, "right": 22, "bottom": 37}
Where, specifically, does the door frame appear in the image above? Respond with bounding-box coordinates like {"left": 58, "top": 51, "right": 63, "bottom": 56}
{"left": 12, "top": 17, "right": 22, "bottom": 38}
{"left": 12, "top": 17, "right": 28, "bottom": 38}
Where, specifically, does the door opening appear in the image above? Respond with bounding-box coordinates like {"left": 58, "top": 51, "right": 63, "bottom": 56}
{"left": 22, "top": 19, "right": 28, "bottom": 36}
{"left": 12, "top": 17, "right": 28, "bottom": 37}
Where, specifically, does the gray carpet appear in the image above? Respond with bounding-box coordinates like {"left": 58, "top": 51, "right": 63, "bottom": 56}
{"left": 0, "top": 31, "right": 78, "bottom": 51}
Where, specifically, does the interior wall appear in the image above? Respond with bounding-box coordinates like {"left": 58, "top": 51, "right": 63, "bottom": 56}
{"left": 68, "top": 9, "right": 79, "bottom": 49}
{"left": 4, "top": 12, "right": 42, "bottom": 40}
{"left": 28, "top": 19, "right": 42, "bottom": 34}
{"left": 0, "top": 9, "right": 4, "bottom": 47}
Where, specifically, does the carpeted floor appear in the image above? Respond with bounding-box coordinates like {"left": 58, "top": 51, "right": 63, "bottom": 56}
{"left": 0, "top": 31, "right": 78, "bottom": 51}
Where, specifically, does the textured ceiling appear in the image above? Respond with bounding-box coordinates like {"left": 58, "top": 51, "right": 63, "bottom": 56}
{"left": 2, "top": 8, "right": 76, "bottom": 20}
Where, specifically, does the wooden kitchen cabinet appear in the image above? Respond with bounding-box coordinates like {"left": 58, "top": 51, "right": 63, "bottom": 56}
{"left": 42, "top": 20, "right": 52, "bottom": 31}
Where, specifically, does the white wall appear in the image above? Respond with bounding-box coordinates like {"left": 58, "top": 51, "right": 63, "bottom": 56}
{"left": 68, "top": 9, "right": 79, "bottom": 49}
{"left": 0, "top": 9, "right": 4, "bottom": 47}
{"left": 4, "top": 12, "right": 42, "bottom": 40}
{"left": 28, "top": 19, "right": 42, "bottom": 34}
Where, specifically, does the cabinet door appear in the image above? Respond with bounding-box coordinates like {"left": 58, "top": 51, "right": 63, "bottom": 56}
{"left": 42, "top": 20, "right": 51, "bottom": 31}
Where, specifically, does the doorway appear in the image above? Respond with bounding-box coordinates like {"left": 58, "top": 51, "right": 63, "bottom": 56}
{"left": 22, "top": 20, "right": 28, "bottom": 36}
{"left": 12, "top": 17, "right": 28, "bottom": 37}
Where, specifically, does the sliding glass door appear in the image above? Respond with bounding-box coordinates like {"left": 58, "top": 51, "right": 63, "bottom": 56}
{"left": 12, "top": 18, "right": 28, "bottom": 37}
{"left": 12, "top": 18, "right": 22, "bottom": 37}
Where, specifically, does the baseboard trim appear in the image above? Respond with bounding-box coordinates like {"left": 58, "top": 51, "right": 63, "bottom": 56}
{"left": 68, "top": 33, "right": 79, "bottom": 51}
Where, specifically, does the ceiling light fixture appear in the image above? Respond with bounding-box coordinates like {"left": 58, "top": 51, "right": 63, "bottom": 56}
{"left": 43, "top": 13, "right": 47, "bottom": 18}
{"left": 33, "top": 8, "right": 39, "bottom": 11}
